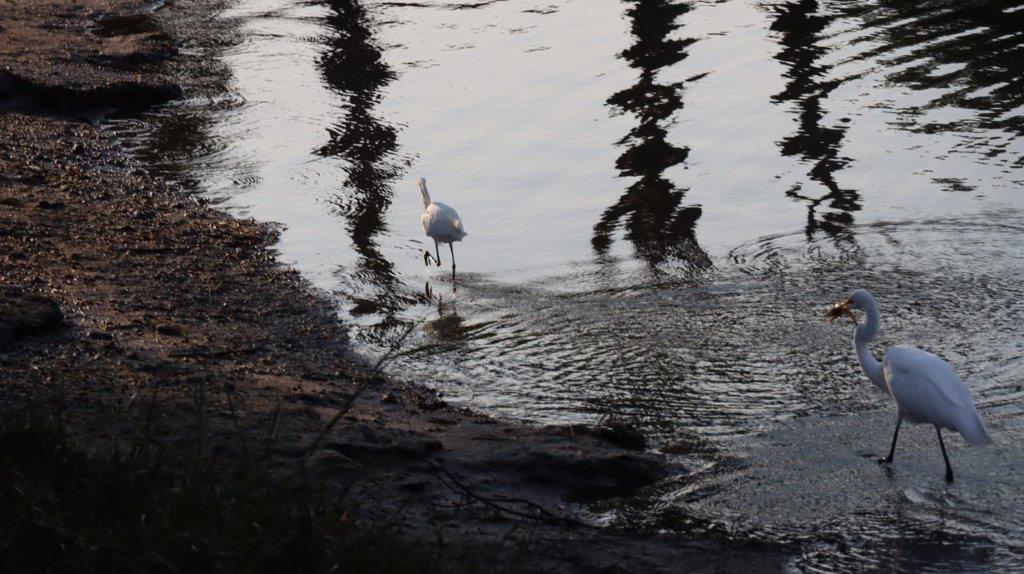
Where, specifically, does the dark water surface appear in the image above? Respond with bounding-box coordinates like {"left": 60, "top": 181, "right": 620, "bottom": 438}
{"left": 108, "top": 0, "right": 1024, "bottom": 569}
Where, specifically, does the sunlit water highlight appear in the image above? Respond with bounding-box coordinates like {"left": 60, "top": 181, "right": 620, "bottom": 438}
{"left": 107, "top": 0, "right": 1024, "bottom": 569}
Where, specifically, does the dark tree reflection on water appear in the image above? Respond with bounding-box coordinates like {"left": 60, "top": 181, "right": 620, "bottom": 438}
{"left": 766, "top": 0, "right": 1024, "bottom": 241}
{"left": 593, "top": 0, "right": 710, "bottom": 271}
{"left": 316, "top": 0, "right": 419, "bottom": 338}
{"left": 768, "top": 0, "right": 859, "bottom": 241}
{"left": 853, "top": 0, "right": 1024, "bottom": 146}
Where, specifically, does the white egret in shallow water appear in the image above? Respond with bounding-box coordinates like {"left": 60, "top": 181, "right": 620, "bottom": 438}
{"left": 418, "top": 178, "right": 467, "bottom": 275}
{"left": 827, "top": 289, "right": 990, "bottom": 482}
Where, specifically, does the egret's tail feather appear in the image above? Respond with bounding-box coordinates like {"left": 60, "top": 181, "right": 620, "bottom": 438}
{"left": 417, "top": 177, "right": 431, "bottom": 209}
{"left": 960, "top": 412, "right": 991, "bottom": 446}
{"left": 452, "top": 218, "right": 467, "bottom": 238}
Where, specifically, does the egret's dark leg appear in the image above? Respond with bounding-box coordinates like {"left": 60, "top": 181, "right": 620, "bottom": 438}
{"left": 936, "top": 426, "right": 954, "bottom": 482}
{"left": 435, "top": 241, "right": 442, "bottom": 267}
{"left": 880, "top": 413, "right": 903, "bottom": 464}
{"left": 449, "top": 243, "right": 457, "bottom": 288}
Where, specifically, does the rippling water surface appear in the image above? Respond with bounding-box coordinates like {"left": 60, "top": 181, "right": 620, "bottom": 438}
{"left": 109, "top": 0, "right": 1024, "bottom": 569}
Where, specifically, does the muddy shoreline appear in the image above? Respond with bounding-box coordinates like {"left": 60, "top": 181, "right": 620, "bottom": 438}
{"left": 0, "top": 1, "right": 786, "bottom": 570}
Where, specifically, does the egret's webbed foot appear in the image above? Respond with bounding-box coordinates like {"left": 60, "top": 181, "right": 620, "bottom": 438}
{"left": 945, "top": 468, "right": 954, "bottom": 483}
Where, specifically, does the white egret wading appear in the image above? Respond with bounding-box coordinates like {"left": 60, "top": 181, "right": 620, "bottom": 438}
{"left": 418, "top": 178, "right": 467, "bottom": 275}
{"left": 827, "top": 289, "right": 990, "bottom": 482}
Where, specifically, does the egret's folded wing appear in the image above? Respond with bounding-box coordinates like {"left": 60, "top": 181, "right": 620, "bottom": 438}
{"left": 887, "top": 345, "right": 968, "bottom": 410}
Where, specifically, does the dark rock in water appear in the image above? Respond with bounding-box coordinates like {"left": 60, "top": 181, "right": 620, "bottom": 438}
{"left": 590, "top": 422, "right": 649, "bottom": 451}
{"left": 499, "top": 451, "right": 667, "bottom": 502}
{"left": 0, "top": 289, "right": 64, "bottom": 348}
{"left": 0, "top": 70, "right": 182, "bottom": 117}
{"left": 567, "top": 421, "right": 649, "bottom": 450}
{"left": 92, "top": 12, "right": 162, "bottom": 39}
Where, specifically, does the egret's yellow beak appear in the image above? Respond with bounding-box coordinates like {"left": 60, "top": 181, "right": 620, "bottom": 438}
{"left": 826, "top": 297, "right": 857, "bottom": 325}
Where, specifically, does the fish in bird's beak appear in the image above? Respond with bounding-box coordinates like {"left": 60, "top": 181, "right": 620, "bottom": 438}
{"left": 826, "top": 297, "right": 858, "bottom": 325}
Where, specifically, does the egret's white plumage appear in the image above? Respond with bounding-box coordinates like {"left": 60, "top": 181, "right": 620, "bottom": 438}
{"left": 883, "top": 345, "right": 990, "bottom": 444}
{"left": 418, "top": 177, "right": 466, "bottom": 272}
{"left": 829, "top": 288, "right": 990, "bottom": 481}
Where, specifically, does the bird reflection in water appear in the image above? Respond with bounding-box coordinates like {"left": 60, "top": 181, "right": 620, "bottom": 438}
{"left": 593, "top": 0, "right": 710, "bottom": 271}
{"left": 422, "top": 282, "right": 466, "bottom": 341}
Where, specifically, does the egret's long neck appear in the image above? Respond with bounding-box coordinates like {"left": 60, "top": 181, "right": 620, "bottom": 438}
{"left": 854, "top": 296, "right": 887, "bottom": 393}
{"left": 418, "top": 179, "right": 431, "bottom": 209}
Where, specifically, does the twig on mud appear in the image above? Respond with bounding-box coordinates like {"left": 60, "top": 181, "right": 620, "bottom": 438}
{"left": 430, "top": 461, "right": 586, "bottom": 529}
{"left": 296, "top": 322, "right": 418, "bottom": 475}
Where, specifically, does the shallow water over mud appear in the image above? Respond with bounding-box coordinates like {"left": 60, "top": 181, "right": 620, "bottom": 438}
{"left": 110, "top": 0, "right": 1024, "bottom": 569}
